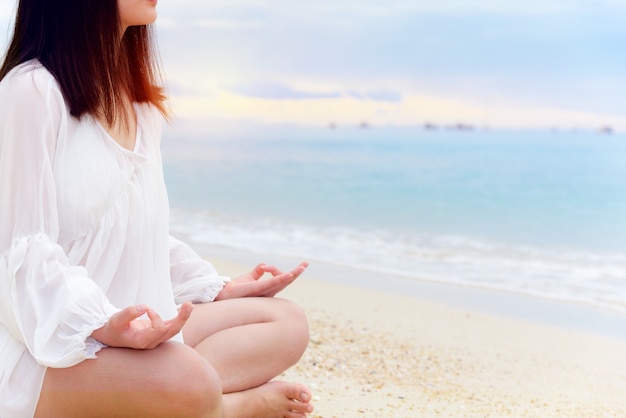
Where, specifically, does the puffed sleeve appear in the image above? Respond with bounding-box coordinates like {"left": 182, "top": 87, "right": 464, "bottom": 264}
{"left": 0, "top": 63, "right": 118, "bottom": 368}
{"left": 169, "top": 236, "right": 230, "bottom": 304}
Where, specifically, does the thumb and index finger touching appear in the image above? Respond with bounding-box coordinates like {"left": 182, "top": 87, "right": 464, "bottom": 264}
{"left": 109, "top": 304, "right": 150, "bottom": 329}
{"left": 252, "top": 261, "right": 310, "bottom": 278}
{"left": 113, "top": 302, "right": 193, "bottom": 327}
{"left": 105, "top": 302, "right": 193, "bottom": 348}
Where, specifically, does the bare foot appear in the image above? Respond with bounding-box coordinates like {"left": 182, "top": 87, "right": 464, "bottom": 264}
{"left": 222, "top": 381, "right": 314, "bottom": 418}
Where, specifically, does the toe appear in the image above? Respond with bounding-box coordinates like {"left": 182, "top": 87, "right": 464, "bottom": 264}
{"left": 287, "top": 398, "right": 313, "bottom": 414}
{"left": 284, "top": 412, "right": 308, "bottom": 418}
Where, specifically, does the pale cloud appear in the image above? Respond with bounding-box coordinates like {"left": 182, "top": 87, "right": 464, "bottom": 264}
{"left": 345, "top": 90, "right": 403, "bottom": 103}
{"left": 191, "top": 18, "right": 263, "bottom": 30}
{"left": 157, "top": 17, "right": 264, "bottom": 30}
{"left": 368, "top": 90, "right": 403, "bottom": 102}
{"left": 158, "top": 0, "right": 584, "bottom": 36}
{"left": 167, "top": 80, "right": 216, "bottom": 98}
{"left": 1, "top": 0, "right": 624, "bottom": 131}
{"left": 223, "top": 80, "right": 403, "bottom": 102}
{"left": 169, "top": 89, "right": 626, "bottom": 131}
{"left": 156, "top": 1, "right": 268, "bottom": 28}
{"left": 158, "top": 0, "right": 625, "bottom": 24}
{"left": 227, "top": 81, "right": 341, "bottom": 100}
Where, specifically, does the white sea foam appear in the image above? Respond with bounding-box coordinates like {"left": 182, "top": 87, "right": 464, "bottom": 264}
{"left": 170, "top": 208, "right": 626, "bottom": 314}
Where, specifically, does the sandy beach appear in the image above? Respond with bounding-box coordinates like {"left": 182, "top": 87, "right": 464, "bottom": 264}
{"left": 210, "top": 256, "right": 626, "bottom": 418}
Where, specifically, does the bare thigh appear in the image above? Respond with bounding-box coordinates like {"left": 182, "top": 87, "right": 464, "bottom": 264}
{"left": 35, "top": 342, "right": 222, "bottom": 418}
{"left": 182, "top": 297, "right": 308, "bottom": 347}
{"left": 182, "top": 297, "right": 310, "bottom": 392}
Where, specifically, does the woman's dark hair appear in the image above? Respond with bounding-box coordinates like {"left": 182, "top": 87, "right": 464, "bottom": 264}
{"left": 0, "top": 0, "right": 168, "bottom": 124}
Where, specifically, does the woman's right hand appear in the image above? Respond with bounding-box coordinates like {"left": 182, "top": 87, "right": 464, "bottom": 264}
{"left": 91, "top": 302, "right": 193, "bottom": 349}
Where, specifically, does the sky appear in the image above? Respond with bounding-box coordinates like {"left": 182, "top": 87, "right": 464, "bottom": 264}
{"left": 1, "top": 0, "right": 625, "bottom": 131}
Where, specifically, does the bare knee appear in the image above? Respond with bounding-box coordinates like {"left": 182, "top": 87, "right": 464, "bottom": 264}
{"left": 276, "top": 299, "right": 310, "bottom": 363}
{"left": 154, "top": 343, "right": 223, "bottom": 417}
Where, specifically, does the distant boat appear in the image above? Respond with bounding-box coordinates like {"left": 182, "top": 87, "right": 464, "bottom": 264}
{"left": 423, "top": 122, "right": 438, "bottom": 130}
{"left": 598, "top": 125, "right": 613, "bottom": 134}
{"left": 328, "top": 121, "right": 337, "bottom": 129}
{"left": 453, "top": 123, "right": 474, "bottom": 131}
{"left": 359, "top": 121, "right": 370, "bottom": 129}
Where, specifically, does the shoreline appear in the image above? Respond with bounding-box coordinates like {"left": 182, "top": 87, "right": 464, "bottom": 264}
{"left": 208, "top": 253, "right": 626, "bottom": 417}
{"left": 196, "top": 241, "right": 626, "bottom": 341}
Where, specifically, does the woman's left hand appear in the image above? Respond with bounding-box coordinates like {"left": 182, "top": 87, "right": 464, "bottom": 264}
{"left": 214, "top": 261, "right": 308, "bottom": 300}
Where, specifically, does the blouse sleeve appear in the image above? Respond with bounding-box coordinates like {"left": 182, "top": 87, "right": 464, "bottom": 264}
{"left": 169, "top": 236, "right": 230, "bottom": 304}
{"left": 0, "top": 64, "right": 118, "bottom": 368}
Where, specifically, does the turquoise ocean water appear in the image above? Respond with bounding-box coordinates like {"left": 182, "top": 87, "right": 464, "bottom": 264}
{"left": 162, "top": 127, "right": 626, "bottom": 314}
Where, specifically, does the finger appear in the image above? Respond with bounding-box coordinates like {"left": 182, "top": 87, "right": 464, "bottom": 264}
{"left": 132, "top": 308, "right": 170, "bottom": 349}
{"left": 251, "top": 263, "right": 268, "bottom": 280}
{"left": 260, "top": 264, "right": 283, "bottom": 277}
{"left": 146, "top": 308, "right": 168, "bottom": 333}
{"left": 289, "top": 263, "right": 308, "bottom": 278}
{"left": 284, "top": 272, "right": 298, "bottom": 286}
{"left": 162, "top": 303, "right": 193, "bottom": 339}
{"left": 270, "top": 263, "right": 308, "bottom": 291}
{"left": 109, "top": 305, "right": 148, "bottom": 331}
{"left": 259, "top": 273, "right": 298, "bottom": 297}
{"left": 164, "top": 302, "right": 193, "bottom": 326}
{"left": 178, "top": 301, "right": 194, "bottom": 319}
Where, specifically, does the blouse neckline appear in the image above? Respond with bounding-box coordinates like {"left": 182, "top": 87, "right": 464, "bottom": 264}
{"left": 93, "top": 103, "right": 144, "bottom": 158}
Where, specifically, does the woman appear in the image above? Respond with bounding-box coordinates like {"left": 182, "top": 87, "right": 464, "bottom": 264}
{"left": 0, "top": 0, "right": 313, "bottom": 417}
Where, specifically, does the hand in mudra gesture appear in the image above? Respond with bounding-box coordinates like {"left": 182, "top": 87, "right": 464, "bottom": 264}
{"left": 90, "top": 261, "right": 308, "bottom": 348}
{"left": 91, "top": 302, "right": 193, "bottom": 349}
{"left": 215, "top": 261, "right": 309, "bottom": 300}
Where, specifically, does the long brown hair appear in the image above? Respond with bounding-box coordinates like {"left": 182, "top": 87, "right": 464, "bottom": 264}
{"left": 0, "top": 0, "right": 168, "bottom": 124}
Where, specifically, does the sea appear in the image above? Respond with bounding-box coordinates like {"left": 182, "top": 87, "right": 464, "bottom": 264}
{"left": 161, "top": 125, "right": 626, "bottom": 316}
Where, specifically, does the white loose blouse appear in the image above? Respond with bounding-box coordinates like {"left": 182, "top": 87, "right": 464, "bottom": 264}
{"left": 0, "top": 60, "right": 230, "bottom": 417}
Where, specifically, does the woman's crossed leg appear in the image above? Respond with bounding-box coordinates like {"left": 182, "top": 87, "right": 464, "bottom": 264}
{"left": 35, "top": 297, "right": 312, "bottom": 418}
